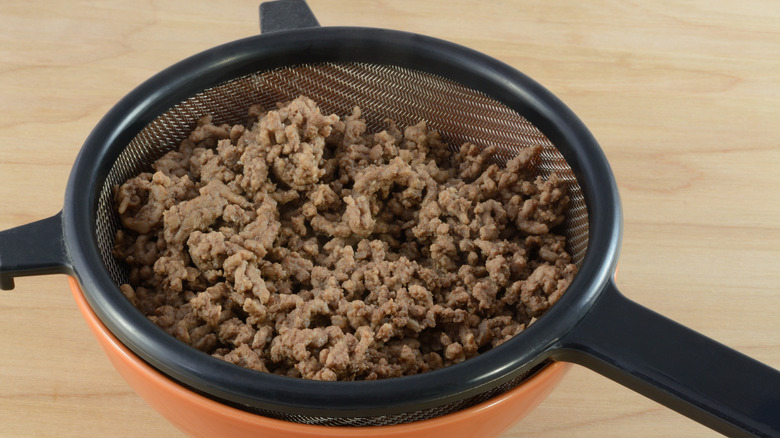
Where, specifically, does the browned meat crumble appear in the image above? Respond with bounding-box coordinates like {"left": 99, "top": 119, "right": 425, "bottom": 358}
{"left": 112, "top": 96, "right": 577, "bottom": 381}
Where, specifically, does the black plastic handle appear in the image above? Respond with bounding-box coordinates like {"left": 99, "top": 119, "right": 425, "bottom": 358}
{"left": 0, "top": 212, "right": 74, "bottom": 290}
{"left": 554, "top": 280, "right": 780, "bottom": 437}
{"left": 259, "top": 0, "right": 320, "bottom": 34}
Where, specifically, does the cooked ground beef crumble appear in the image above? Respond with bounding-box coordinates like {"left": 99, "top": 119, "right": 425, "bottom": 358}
{"left": 112, "top": 96, "right": 577, "bottom": 381}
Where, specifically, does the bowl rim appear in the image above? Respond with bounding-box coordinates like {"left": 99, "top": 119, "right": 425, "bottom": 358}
{"left": 69, "top": 276, "right": 572, "bottom": 435}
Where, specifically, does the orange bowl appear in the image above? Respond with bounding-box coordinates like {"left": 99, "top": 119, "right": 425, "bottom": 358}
{"left": 69, "top": 276, "right": 570, "bottom": 438}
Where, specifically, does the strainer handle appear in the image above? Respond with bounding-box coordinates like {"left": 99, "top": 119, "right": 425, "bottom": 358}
{"left": 0, "top": 212, "right": 73, "bottom": 290}
{"left": 259, "top": 0, "right": 320, "bottom": 34}
{"left": 554, "top": 280, "right": 780, "bottom": 438}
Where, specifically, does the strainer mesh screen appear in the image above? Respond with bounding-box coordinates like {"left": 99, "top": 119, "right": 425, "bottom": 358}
{"left": 94, "top": 62, "right": 588, "bottom": 425}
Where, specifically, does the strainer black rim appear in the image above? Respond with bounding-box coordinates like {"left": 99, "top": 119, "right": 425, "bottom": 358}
{"left": 62, "top": 26, "right": 620, "bottom": 418}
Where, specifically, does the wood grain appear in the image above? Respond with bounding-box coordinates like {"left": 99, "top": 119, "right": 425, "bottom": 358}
{"left": 0, "top": 1, "right": 778, "bottom": 437}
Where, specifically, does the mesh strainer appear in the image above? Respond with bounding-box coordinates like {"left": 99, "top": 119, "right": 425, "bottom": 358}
{"left": 0, "top": 1, "right": 778, "bottom": 436}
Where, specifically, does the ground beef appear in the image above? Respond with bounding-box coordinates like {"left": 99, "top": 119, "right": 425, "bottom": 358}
{"left": 113, "top": 96, "right": 577, "bottom": 381}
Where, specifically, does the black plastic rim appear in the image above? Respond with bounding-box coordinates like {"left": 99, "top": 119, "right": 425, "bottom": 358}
{"left": 63, "top": 26, "right": 621, "bottom": 418}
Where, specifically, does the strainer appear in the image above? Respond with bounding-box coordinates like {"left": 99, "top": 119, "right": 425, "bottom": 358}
{"left": 0, "top": 1, "right": 778, "bottom": 436}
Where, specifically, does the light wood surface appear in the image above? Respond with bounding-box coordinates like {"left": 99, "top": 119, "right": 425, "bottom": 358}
{"left": 1, "top": 1, "right": 778, "bottom": 437}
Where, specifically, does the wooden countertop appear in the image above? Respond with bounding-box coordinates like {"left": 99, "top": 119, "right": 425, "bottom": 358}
{"left": 1, "top": 1, "right": 778, "bottom": 436}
